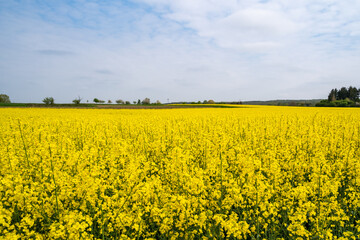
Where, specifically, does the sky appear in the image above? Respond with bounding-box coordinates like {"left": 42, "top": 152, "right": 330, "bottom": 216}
{"left": 1, "top": 0, "right": 360, "bottom": 103}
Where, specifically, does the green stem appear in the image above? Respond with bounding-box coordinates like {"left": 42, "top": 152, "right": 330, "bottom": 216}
{"left": 18, "top": 119, "right": 30, "bottom": 169}
{"left": 49, "top": 145, "right": 60, "bottom": 220}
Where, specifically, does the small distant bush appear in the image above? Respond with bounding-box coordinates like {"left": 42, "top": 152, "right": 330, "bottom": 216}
{"left": 116, "top": 99, "right": 124, "bottom": 104}
{"left": 328, "top": 101, "right": 336, "bottom": 107}
{"left": 73, "top": 97, "right": 82, "bottom": 104}
{"left": 43, "top": 97, "right": 54, "bottom": 105}
{"left": 337, "top": 100, "right": 350, "bottom": 107}
{"left": 142, "top": 98, "right": 150, "bottom": 105}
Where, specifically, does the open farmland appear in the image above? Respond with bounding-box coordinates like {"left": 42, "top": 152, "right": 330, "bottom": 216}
{"left": 0, "top": 107, "right": 359, "bottom": 239}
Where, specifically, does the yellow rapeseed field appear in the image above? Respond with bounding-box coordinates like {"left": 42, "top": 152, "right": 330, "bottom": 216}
{"left": 0, "top": 106, "right": 359, "bottom": 239}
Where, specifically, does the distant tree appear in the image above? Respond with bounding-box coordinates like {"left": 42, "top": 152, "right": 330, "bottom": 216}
{"left": 197, "top": 101, "right": 201, "bottom": 104}
{"left": 116, "top": 99, "right": 124, "bottom": 104}
{"left": 203, "top": 100, "right": 208, "bottom": 104}
{"left": 73, "top": 96, "right": 82, "bottom": 104}
{"left": 0, "top": 94, "right": 11, "bottom": 103}
{"left": 208, "top": 99, "right": 215, "bottom": 104}
{"left": 155, "top": 100, "right": 161, "bottom": 105}
{"left": 93, "top": 98, "right": 100, "bottom": 103}
{"left": 99, "top": 100, "right": 105, "bottom": 104}
{"left": 328, "top": 89, "right": 337, "bottom": 101}
{"left": 42, "top": 97, "right": 54, "bottom": 105}
{"left": 348, "top": 86, "right": 359, "bottom": 101}
{"left": 142, "top": 98, "right": 150, "bottom": 105}
{"left": 108, "top": 100, "right": 112, "bottom": 104}
{"left": 338, "top": 87, "right": 349, "bottom": 100}
{"left": 133, "top": 101, "right": 137, "bottom": 105}
{"left": 137, "top": 99, "right": 141, "bottom": 105}
{"left": 125, "top": 101, "right": 130, "bottom": 105}
{"left": 334, "top": 88, "right": 338, "bottom": 100}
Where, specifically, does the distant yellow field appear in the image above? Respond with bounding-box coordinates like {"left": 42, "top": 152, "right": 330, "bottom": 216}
{"left": 1, "top": 107, "right": 359, "bottom": 239}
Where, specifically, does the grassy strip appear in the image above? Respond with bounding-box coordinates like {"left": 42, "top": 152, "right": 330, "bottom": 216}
{"left": 0, "top": 103, "right": 28, "bottom": 107}
{"left": 0, "top": 103, "right": 244, "bottom": 109}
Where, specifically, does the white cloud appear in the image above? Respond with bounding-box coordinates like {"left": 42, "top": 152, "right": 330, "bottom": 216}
{"left": 140, "top": 0, "right": 360, "bottom": 52}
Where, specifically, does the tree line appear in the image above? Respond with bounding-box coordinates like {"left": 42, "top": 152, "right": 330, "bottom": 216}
{"left": 327, "top": 86, "right": 359, "bottom": 102}
{"left": 1, "top": 94, "right": 218, "bottom": 105}
{"left": 43, "top": 97, "right": 162, "bottom": 105}
{"left": 0, "top": 94, "right": 11, "bottom": 103}
{"left": 316, "top": 86, "right": 360, "bottom": 107}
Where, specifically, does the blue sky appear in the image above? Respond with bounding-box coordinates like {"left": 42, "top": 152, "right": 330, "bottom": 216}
{"left": 1, "top": 0, "right": 360, "bottom": 103}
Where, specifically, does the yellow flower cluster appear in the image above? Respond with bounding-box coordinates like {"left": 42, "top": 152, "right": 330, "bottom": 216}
{"left": 0, "top": 106, "right": 359, "bottom": 239}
